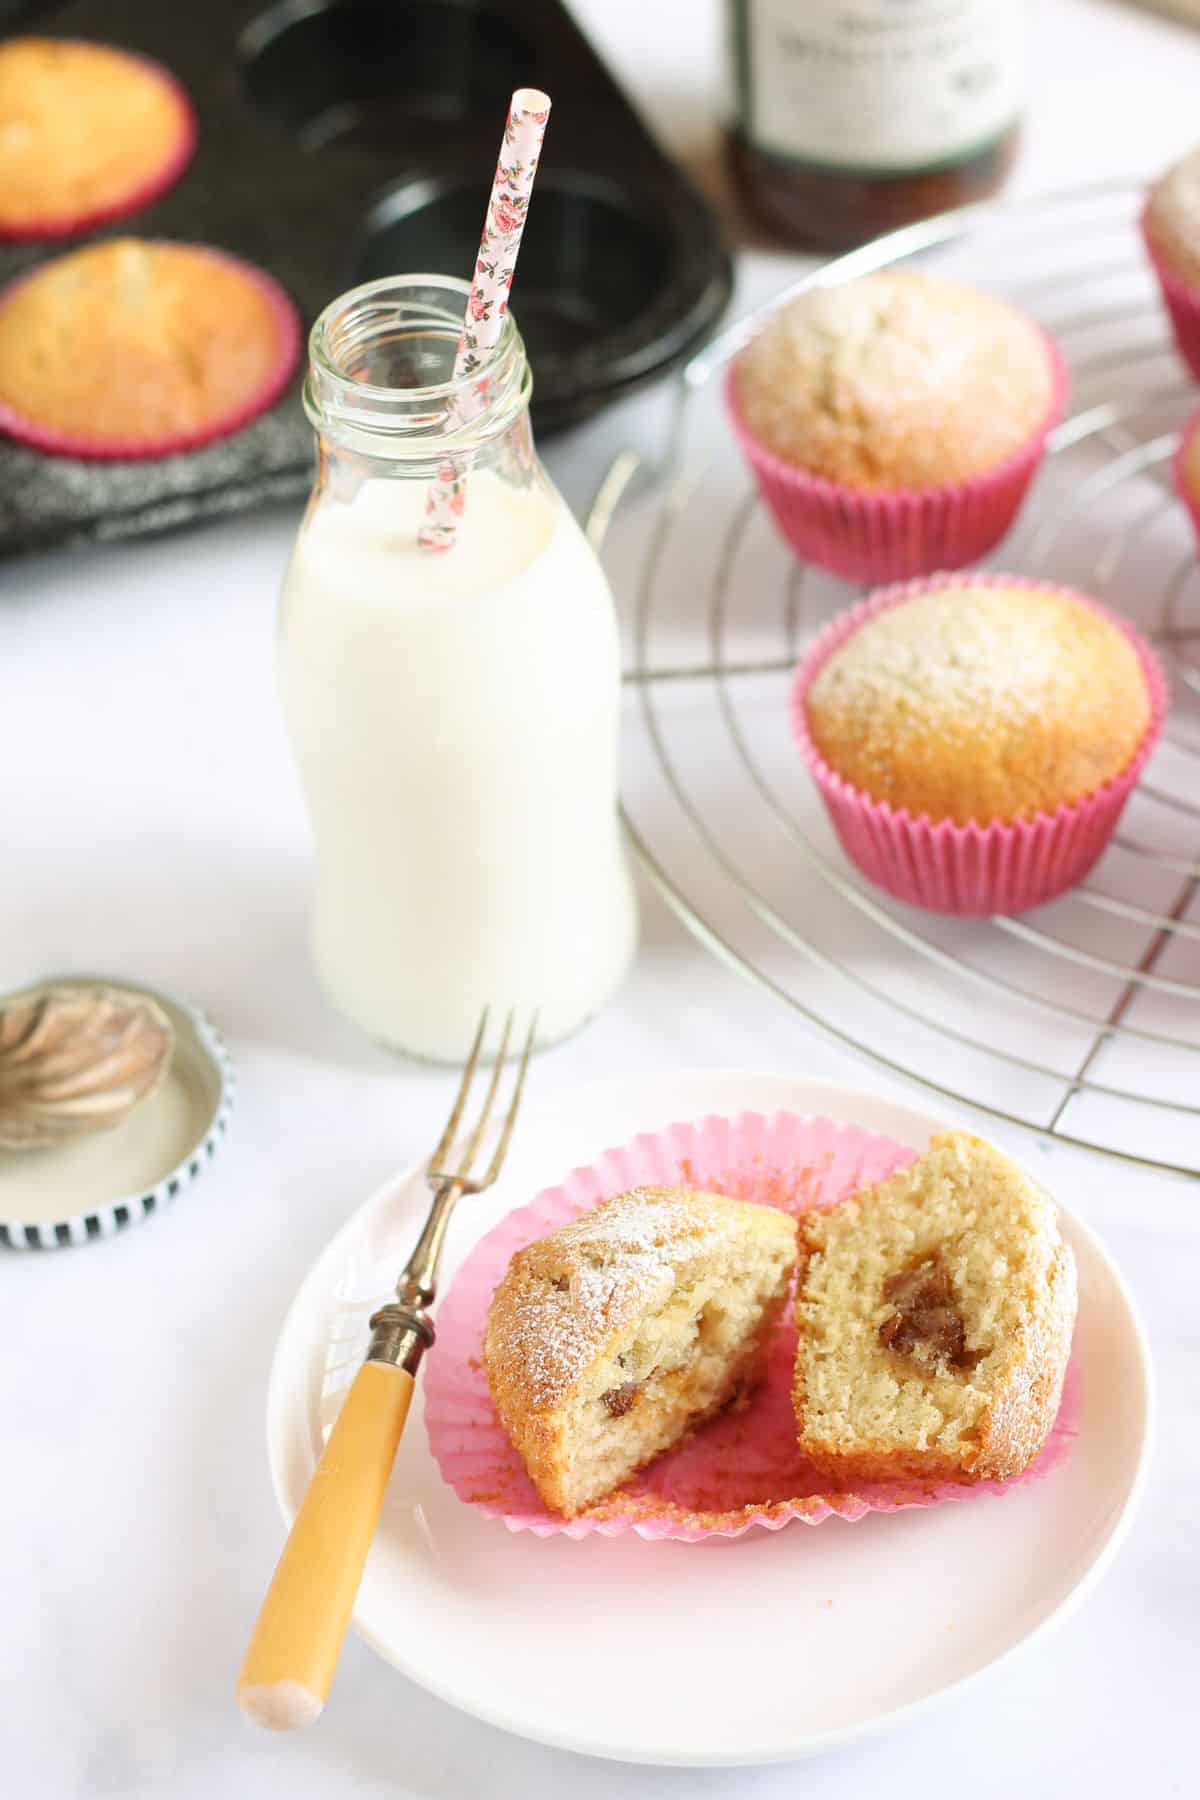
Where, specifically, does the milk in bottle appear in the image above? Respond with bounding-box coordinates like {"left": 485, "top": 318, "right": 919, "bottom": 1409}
{"left": 277, "top": 276, "right": 638, "bottom": 1061}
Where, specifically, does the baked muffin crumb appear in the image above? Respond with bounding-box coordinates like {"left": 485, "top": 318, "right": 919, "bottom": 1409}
{"left": 794, "top": 1130, "right": 1077, "bottom": 1485}
{"left": 485, "top": 1186, "right": 796, "bottom": 1517}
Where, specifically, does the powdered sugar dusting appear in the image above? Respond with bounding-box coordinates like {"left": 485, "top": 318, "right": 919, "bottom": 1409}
{"left": 805, "top": 579, "right": 1150, "bottom": 825}
{"left": 485, "top": 1186, "right": 756, "bottom": 1410}
{"left": 811, "top": 585, "right": 1073, "bottom": 722}
{"left": 552, "top": 1185, "right": 729, "bottom": 1257}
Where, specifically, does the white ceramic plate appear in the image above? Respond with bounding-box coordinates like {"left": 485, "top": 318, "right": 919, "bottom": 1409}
{"left": 265, "top": 1071, "right": 1152, "bottom": 1766}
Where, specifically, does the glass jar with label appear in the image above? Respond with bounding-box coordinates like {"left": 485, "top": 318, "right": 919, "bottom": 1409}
{"left": 726, "top": 1, "right": 1024, "bottom": 250}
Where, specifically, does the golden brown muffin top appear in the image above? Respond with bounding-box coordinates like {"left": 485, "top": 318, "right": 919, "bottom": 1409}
{"left": 733, "top": 271, "right": 1055, "bottom": 490}
{"left": 1146, "top": 146, "right": 1200, "bottom": 291}
{"left": 0, "top": 239, "right": 287, "bottom": 446}
{"left": 805, "top": 582, "right": 1151, "bottom": 825}
{"left": 0, "top": 38, "right": 190, "bottom": 233}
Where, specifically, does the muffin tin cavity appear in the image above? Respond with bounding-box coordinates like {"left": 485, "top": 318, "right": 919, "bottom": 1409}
{"left": 0, "top": 2, "right": 63, "bottom": 25}
{"left": 241, "top": 0, "right": 532, "bottom": 150}
{"left": 354, "top": 171, "right": 670, "bottom": 426}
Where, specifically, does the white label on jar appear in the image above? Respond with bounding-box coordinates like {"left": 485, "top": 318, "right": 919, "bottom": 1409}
{"left": 731, "top": 1, "right": 1023, "bottom": 172}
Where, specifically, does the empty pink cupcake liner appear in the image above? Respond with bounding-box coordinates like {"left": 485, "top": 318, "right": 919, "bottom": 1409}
{"left": 724, "top": 331, "right": 1067, "bottom": 584}
{"left": 791, "top": 573, "right": 1168, "bottom": 917}
{"left": 0, "top": 50, "right": 198, "bottom": 243}
{"left": 423, "top": 1110, "right": 1081, "bottom": 1543}
{"left": 1142, "top": 206, "right": 1200, "bottom": 383}
{"left": 1173, "top": 407, "right": 1200, "bottom": 548}
{"left": 0, "top": 245, "right": 302, "bottom": 460}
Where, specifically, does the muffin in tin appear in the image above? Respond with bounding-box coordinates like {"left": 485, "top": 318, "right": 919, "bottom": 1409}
{"left": 0, "top": 38, "right": 195, "bottom": 241}
{"left": 0, "top": 239, "right": 301, "bottom": 460}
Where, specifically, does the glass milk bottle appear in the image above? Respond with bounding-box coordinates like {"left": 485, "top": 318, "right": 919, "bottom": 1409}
{"left": 278, "top": 275, "right": 638, "bottom": 1062}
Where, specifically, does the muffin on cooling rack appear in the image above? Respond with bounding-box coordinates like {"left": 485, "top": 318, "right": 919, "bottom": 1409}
{"left": 794, "top": 1130, "right": 1077, "bottom": 1485}
{"left": 484, "top": 1185, "right": 797, "bottom": 1517}
{"left": 0, "top": 238, "right": 300, "bottom": 459}
{"left": 726, "top": 269, "right": 1064, "bottom": 583}
{"left": 792, "top": 572, "right": 1165, "bottom": 915}
{"left": 1143, "top": 145, "right": 1200, "bottom": 382}
{"left": 0, "top": 38, "right": 195, "bottom": 240}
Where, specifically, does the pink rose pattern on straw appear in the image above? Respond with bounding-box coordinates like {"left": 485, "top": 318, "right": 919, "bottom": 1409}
{"left": 419, "top": 88, "right": 551, "bottom": 551}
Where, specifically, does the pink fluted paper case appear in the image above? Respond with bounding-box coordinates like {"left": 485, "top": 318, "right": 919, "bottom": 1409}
{"left": 791, "top": 573, "right": 1168, "bottom": 917}
{"left": 423, "top": 1111, "right": 1080, "bottom": 1542}
{"left": 724, "top": 332, "right": 1066, "bottom": 585}
{"left": 1142, "top": 205, "right": 1200, "bottom": 383}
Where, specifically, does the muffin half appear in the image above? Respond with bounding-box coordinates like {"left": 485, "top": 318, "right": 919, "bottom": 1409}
{"left": 794, "top": 1131, "right": 1077, "bottom": 1485}
{"left": 485, "top": 1186, "right": 797, "bottom": 1517}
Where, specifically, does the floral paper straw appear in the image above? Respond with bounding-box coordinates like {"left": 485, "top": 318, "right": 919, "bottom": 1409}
{"left": 419, "top": 87, "right": 551, "bottom": 552}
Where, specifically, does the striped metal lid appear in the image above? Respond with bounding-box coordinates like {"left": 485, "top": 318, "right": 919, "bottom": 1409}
{"left": 0, "top": 976, "right": 233, "bottom": 1249}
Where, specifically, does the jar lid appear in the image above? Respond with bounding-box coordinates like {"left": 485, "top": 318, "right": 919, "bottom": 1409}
{"left": 0, "top": 975, "right": 233, "bottom": 1249}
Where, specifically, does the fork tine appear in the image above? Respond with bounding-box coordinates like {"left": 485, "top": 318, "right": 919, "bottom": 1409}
{"left": 480, "top": 1011, "right": 538, "bottom": 1190}
{"left": 427, "top": 1007, "right": 489, "bottom": 1173}
{"left": 450, "top": 1010, "right": 513, "bottom": 1185}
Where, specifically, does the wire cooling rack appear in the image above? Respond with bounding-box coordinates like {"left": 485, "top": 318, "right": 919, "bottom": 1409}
{"left": 594, "top": 178, "right": 1200, "bottom": 1178}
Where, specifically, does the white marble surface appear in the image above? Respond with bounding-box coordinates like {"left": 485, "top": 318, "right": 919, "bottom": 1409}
{"left": 3, "top": 2, "right": 1199, "bottom": 1793}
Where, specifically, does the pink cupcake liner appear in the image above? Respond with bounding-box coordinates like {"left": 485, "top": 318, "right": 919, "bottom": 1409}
{"left": 423, "top": 1110, "right": 1081, "bottom": 1542}
{"left": 1173, "top": 407, "right": 1200, "bottom": 549}
{"left": 791, "top": 573, "right": 1168, "bottom": 917}
{"left": 1141, "top": 205, "right": 1200, "bottom": 383}
{"left": 0, "top": 245, "right": 301, "bottom": 460}
{"left": 0, "top": 49, "right": 197, "bottom": 244}
{"left": 724, "top": 331, "right": 1067, "bottom": 584}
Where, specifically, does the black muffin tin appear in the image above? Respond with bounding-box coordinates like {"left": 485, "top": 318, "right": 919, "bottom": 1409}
{"left": 0, "top": 0, "right": 732, "bottom": 557}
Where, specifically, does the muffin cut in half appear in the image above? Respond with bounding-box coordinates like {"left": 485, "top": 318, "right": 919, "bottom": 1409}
{"left": 794, "top": 1132, "right": 1076, "bottom": 1485}
{"left": 485, "top": 1186, "right": 797, "bottom": 1517}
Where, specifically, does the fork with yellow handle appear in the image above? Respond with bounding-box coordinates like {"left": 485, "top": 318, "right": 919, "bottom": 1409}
{"left": 238, "top": 1010, "right": 536, "bottom": 1729}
